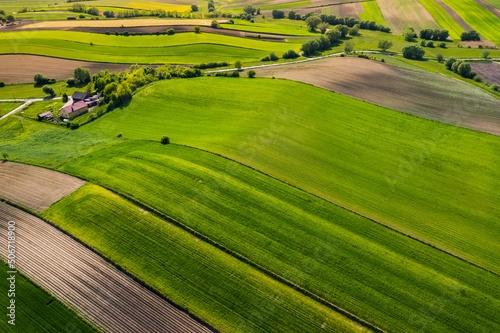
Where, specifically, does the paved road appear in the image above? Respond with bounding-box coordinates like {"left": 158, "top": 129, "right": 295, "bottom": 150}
{"left": 0, "top": 97, "right": 62, "bottom": 121}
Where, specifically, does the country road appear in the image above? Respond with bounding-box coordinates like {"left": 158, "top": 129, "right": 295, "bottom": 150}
{"left": 0, "top": 97, "right": 62, "bottom": 121}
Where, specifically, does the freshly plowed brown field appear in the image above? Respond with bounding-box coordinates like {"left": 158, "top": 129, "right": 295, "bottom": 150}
{"left": 0, "top": 202, "right": 215, "bottom": 333}
{"left": 254, "top": 57, "right": 500, "bottom": 135}
{"left": 0, "top": 55, "right": 133, "bottom": 84}
{"left": 0, "top": 162, "right": 86, "bottom": 211}
{"left": 471, "top": 61, "right": 500, "bottom": 84}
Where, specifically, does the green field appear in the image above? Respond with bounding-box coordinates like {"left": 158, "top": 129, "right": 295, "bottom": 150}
{"left": 359, "top": 1, "right": 387, "bottom": 26}
{"left": 222, "top": 18, "right": 317, "bottom": 35}
{"left": 77, "top": 77, "right": 500, "bottom": 275}
{"left": 0, "top": 82, "right": 70, "bottom": 99}
{"left": 55, "top": 141, "right": 500, "bottom": 333}
{"left": 0, "top": 262, "right": 95, "bottom": 332}
{"left": 19, "top": 100, "right": 64, "bottom": 120}
{"left": 416, "top": 0, "right": 464, "bottom": 39}
{"left": 0, "top": 117, "right": 122, "bottom": 168}
{"left": 0, "top": 30, "right": 301, "bottom": 64}
{"left": 440, "top": 0, "right": 500, "bottom": 42}
{"left": 14, "top": 12, "right": 94, "bottom": 20}
{"left": 483, "top": 0, "right": 500, "bottom": 9}
{"left": 42, "top": 184, "right": 371, "bottom": 333}
{"left": 0, "top": 102, "right": 22, "bottom": 116}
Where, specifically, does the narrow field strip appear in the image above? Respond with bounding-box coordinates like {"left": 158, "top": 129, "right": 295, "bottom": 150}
{"left": 416, "top": 0, "right": 465, "bottom": 39}
{"left": 376, "top": 0, "right": 440, "bottom": 34}
{"left": 359, "top": 1, "right": 387, "bottom": 26}
{"left": 0, "top": 201, "right": 216, "bottom": 333}
{"left": 0, "top": 162, "right": 86, "bottom": 212}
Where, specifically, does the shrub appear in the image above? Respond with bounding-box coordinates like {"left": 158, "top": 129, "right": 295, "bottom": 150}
{"left": 269, "top": 52, "right": 279, "bottom": 61}
{"left": 74, "top": 67, "right": 92, "bottom": 84}
{"left": 282, "top": 49, "right": 299, "bottom": 59}
{"left": 482, "top": 50, "right": 491, "bottom": 59}
{"left": 123, "top": 31, "right": 130, "bottom": 36}
{"left": 67, "top": 17, "right": 77, "bottom": 20}
{"left": 105, "top": 31, "right": 110, "bottom": 35}
{"left": 167, "top": 28, "right": 175, "bottom": 35}
{"left": 247, "top": 70, "right": 256, "bottom": 78}
{"left": 473, "top": 75, "right": 483, "bottom": 82}
{"left": 42, "top": 85, "right": 55, "bottom": 97}
{"left": 420, "top": 40, "right": 426, "bottom": 47}
{"left": 0, "top": 81, "right": 4, "bottom": 87}
{"left": 378, "top": 40, "right": 393, "bottom": 52}
{"left": 426, "top": 41, "right": 434, "bottom": 48}
{"left": 402, "top": 45, "right": 425, "bottom": 60}
{"left": 402, "top": 27, "right": 416, "bottom": 42}
{"left": 288, "top": 11, "right": 296, "bottom": 20}
{"left": 461, "top": 30, "right": 480, "bottom": 41}
{"left": 349, "top": 24, "right": 360, "bottom": 36}
{"left": 272, "top": 9, "right": 285, "bottom": 19}
{"left": 194, "top": 26, "right": 201, "bottom": 33}
{"left": 211, "top": 20, "right": 219, "bottom": 28}
{"left": 67, "top": 78, "right": 76, "bottom": 86}
{"left": 436, "top": 53, "right": 444, "bottom": 63}
{"left": 191, "top": 4, "right": 198, "bottom": 12}
{"left": 260, "top": 56, "right": 270, "bottom": 62}
{"left": 381, "top": 58, "right": 385, "bottom": 63}
{"left": 326, "top": 28, "right": 341, "bottom": 44}
{"left": 306, "top": 15, "right": 322, "bottom": 31}
{"left": 231, "top": 70, "right": 240, "bottom": 77}
{"left": 438, "top": 42, "right": 446, "bottom": 48}
{"left": 2, "top": 152, "right": 8, "bottom": 160}
{"left": 62, "top": 93, "right": 68, "bottom": 103}
{"left": 160, "top": 136, "right": 170, "bottom": 144}
{"left": 444, "top": 57, "right": 456, "bottom": 70}
{"left": 318, "top": 22, "right": 329, "bottom": 34}
{"left": 79, "top": 14, "right": 85, "bottom": 19}
{"left": 243, "top": 4, "right": 255, "bottom": 15}
{"left": 34, "top": 73, "right": 55, "bottom": 86}
{"left": 234, "top": 60, "right": 242, "bottom": 70}
{"left": 300, "top": 39, "right": 319, "bottom": 56}
{"left": 491, "top": 84, "right": 499, "bottom": 92}
{"left": 344, "top": 41, "right": 354, "bottom": 54}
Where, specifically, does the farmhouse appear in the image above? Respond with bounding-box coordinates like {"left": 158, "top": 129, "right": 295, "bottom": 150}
{"left": 59, "top": 101, "right": 88, "bottom": 119}
{"left": 59, "top": 92, "right": 100, "bottom": 119}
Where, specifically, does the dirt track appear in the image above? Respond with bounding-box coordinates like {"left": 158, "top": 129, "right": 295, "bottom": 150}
{"left": 0, "top": 55, "right": 134, "bottom": 84}
{"left": 0, "top": 162, "right": 86, "bottom": 211}
{"left": 0, "top": 202, "right": 215, "bottom": 333}
{"left": 254, "top": 57, "right": 500, "bottom": 136}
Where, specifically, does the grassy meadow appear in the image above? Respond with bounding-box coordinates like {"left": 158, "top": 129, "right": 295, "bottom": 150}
{"left": 0, "top": 262, "right": 95, "bottom": 332}
{"left": 56, "top": 141, "right": 500, "bottom": 333}
{"left": 0, "top": 82, "right": 70, "bottom": 99}
{"left": 359, "top": 1, "right": 387, "bottom": 26}
{"left": 0, "top": 117, "right": 122, "bottom": 168}
{"left": 42, "top": 184, "right": 372, "bottom": 333}
{"left": 78, "top": 77, "right": 500, "bottom": 275}
{"left": 0, "top": 102, "right": 22, "bottom": 116}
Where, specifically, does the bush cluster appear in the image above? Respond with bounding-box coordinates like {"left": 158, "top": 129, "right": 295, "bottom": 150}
{"left": 192, "top": 62, "right": 229, "bottom": 69}
{"left": 214, "top": 71, "right": 240, "bottom": 77}
{"left": 34, "top": 73, "right": 56, "bottom": 86}
{"left": 444, "top": 58, "right": 480, "bottom": 80}
{"left": 282, "top": 49, "right": 299, "bottom": 59}
{"left": 261, "top": 52, "right": 279, "bottom": 62}
{"left": 460, "top": 30, "right": 480, "bottom": 41}
{"left": 419, "top": 29, "right": 449, "bottom": 41}
{"left": 402, "top": 45, "right": 425, "bottom": 60}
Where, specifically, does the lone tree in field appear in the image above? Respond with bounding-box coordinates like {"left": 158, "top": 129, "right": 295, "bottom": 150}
{"left": 234, "top": 60, "right": 243, "bottom": 70}
{"left": 344, "top": 41, "right": 354, "bottom": 55}
{"left": 211, "top": 20, "right": 219, "bottom": 28}
{"left": 247, "top": 70, "right": 256, "bottom": 78}
{"left": 402, "top": 27, "right": 417, "bottom": 42}
{"left": 160, "top": 136, "right": 170, "bottom": 144}
{"left": 402, "top": 45, "right": 425, "bottom": 60}
{"left": 191, "top": 4, "right": 198, "bottom": 12}
{"left": 305, "top": 15, "right": 322, "bottom": 31}
{"left": 74, "top": 67, "right": 92, "bottom": 84}
{"left": 378, "top": 40, "right": 393, "bottom": 52}
{"left": 194, "top": 26, "right": 201, "bottom": 33}
{"left": 243, "top": 4, "right": 256, "bottom": 15}
{"left": 436, "top": 53, "right": 444, "bottom": 63}
{"left": 2, "top": 152, "right": 8, "bottom": 161}
{"left": 482, "top": 50, "right": 491, "bottom": 59}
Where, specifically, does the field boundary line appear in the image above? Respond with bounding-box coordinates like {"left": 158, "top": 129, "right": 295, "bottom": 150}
{"left": 0, "top": 198, "right": 220, "bottom": 333}
{"left": 172, "top": 143, "right": 500, "bottom": 280}
{"left": 87, "top": 180, "right": 386, "bottom": 333}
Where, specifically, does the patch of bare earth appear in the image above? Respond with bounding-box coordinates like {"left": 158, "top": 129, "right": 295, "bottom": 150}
{"left": 254, "top": 57, "right": 500, "bottom": 136}
{"left": 0, "top": 202, "right": 215, "bottom": 333}
{"left": 471, "top": 62, "right": 500, "bottom": 85}
{"left": 0, "top": 162, "right": 86, "bottom": 211}
{"left": 0, "top": 55, "right": 135, "bottom": 84}
{"left": 461, "top": 40, "right": 498, "bottom": 48}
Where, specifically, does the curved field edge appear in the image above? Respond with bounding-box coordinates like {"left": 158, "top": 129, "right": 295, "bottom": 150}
{"left": 77, "top": 77, "right": 500, "bottom": 275}
{"left": 0, "top": 261, "right": 96, "bottom": 332}
{"left": 41, "top": 183, "right": 373, "bottom": 333}
{"left": 56, "top": 140, "right": 500, "bottom": 333}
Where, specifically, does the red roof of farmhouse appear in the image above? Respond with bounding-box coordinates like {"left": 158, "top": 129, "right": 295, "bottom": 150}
{"left": 63, "top": 100, "right": 87, "bottom": 114}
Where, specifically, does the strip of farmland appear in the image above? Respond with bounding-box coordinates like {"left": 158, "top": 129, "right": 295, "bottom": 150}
{"left": 0, "top": 162, "right": 86, "bottom": 212}
{"left": 0, "top": 201, "right": 215, "bottom": 333}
